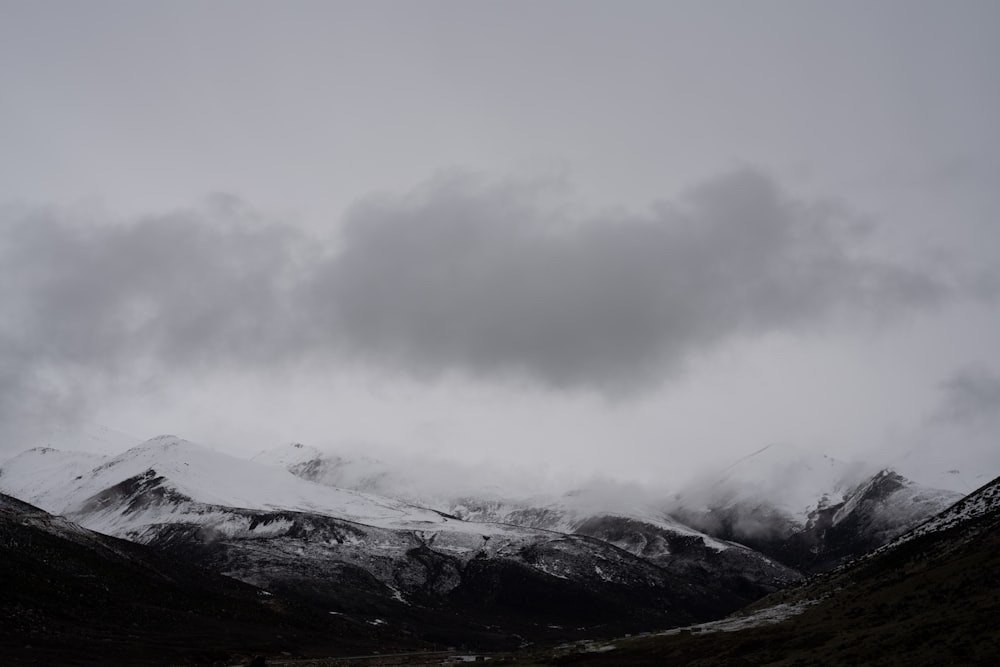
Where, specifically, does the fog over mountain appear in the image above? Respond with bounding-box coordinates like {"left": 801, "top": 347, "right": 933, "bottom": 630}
{"left": 1, "top": 2, "right": 998, "bottom": 489}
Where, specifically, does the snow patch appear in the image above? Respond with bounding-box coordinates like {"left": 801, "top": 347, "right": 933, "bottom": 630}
{"left": 658, "top": 600, "right": 819, "bottom": 636}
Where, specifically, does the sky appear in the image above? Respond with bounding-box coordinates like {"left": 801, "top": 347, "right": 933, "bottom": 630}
{"left": 1, "top": 1, "right": 998, "bottom": 493}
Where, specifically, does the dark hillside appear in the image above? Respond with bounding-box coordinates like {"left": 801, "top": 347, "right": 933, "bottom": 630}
{"left": 0, "top": 493, "right": 398, "bottom": 666}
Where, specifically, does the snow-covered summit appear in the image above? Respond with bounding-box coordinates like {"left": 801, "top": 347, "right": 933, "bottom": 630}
{"left": 831, "top": 468, "right": 961, "bottom": 532}
{"left": 0, "top": 435, "right": 458, "bottom": 535}
{"left": 0, "top": 446, "right": 108, "bottom": 513}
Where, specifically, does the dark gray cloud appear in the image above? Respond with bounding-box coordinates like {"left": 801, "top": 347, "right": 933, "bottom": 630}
{"left": 314, "top": 169, "right": 947, "bottom": 390}
{"left": 0, "top": 169, "right": 952, "bottom": 433}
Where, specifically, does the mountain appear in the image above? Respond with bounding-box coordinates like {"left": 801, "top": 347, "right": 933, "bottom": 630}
{"left": 253, "top": 440, "right": 960, "bottom": 607}
{"left": 524, "top": 475, "right": 1000, "bottom": 666}
{"left": 0, "top": 492, "right": 393, "bottom": 666}
{"left": 668, "top": 444, "right": 960, "bottom": 572}
{"left": 1, "top": 435, "right": 453, "bottom": 534}
{"left": 257, "top": 442, "right": 807, "bottom": 604}
{"left": 0, "top": 436, "right": 800, "bottom": 648}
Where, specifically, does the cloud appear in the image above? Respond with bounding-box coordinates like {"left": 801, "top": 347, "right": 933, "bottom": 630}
{"left": 0, "top": 169, "right": 953, "bottom": 438}
{"left": 0, "top": 196, "right": 309, "bottom": 436}
{"left": 312, "top": 168, "right": 946, "bottom": 390}
{"left": 934, "top": 365, "right": 1000, "bottom": 425}
{"left": 884, "top": 364, "right": 1000, "bottom": 491}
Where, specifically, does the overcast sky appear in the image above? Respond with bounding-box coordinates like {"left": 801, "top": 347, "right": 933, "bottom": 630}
{"left": 1, "top": 1, "right": 998, "bottom": 492}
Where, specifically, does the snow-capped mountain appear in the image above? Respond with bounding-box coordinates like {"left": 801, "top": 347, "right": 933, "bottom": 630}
{"left": 0, "top": 435, "right": 454, "bottom": 537}
{"left": 0, "top": 435, "right": 801, "bottom": 645}
{"left": 253, "top": 440, "right": 960, "bottom": 575}
{"left": 255, "top": 443, "right": 703, "bottom": 533}
{"left": 255, "top": 442, "right": 803, "bottom": 568}
{"left": 775, "top": 468, "right": 961, "bottom": 571}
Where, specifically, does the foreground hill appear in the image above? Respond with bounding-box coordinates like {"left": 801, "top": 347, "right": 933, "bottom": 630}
{"left": 522, "top": 474, "right": 1000, "bottom": 666}
{"left": 0, "top": 493, "right": 394, "bottom": 666}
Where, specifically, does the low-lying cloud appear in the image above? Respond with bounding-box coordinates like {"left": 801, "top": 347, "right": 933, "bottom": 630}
{"left": 0, "top": 168, "right": 953, "bottom": 434}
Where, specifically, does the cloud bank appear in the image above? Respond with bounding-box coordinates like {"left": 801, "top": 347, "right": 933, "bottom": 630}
{"left": 0, "top": 169, "right": 952, "bottom": 433}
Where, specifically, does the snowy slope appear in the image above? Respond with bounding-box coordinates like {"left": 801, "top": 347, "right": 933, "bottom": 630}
{"left": 0, "top": 435, "right": 477, "bottom": 535}
{"left": 255, "top": 442, "right": 740, "bottom": 552}
{"left": 891, "top": 474, "right": 1000, "bottom": 544}
{"left": 830, "top": 469, "right": 961, "bottom": 537}
{"left": 0, "top": 447, "right": 109, "bottom": 512}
